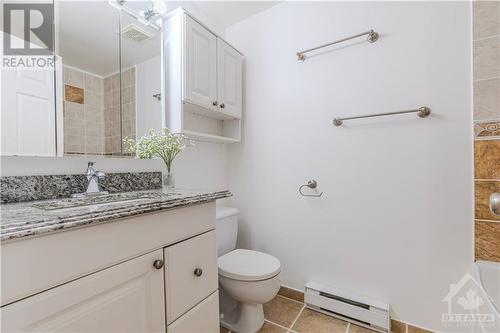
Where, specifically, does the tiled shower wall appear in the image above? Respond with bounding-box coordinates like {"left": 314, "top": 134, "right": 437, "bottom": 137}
{"left": 103, "top": 72, "right": 121, "bottom": 155}
{"left": 63, "top": 66, "right": 136, "bottom": 156}
{"left": 63, "top": 66, "right": 105, "bottom": 155}
{"left": 121, "top": 67, "right": 137, "bottom": 149}
{"left": 103, "top": 67, "right": 136, "bottom": 156}
{"left": 473, "top": 1, "right": 500, "bottom": 262}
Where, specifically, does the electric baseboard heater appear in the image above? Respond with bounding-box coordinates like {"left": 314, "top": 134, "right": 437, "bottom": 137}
{"left": 305, "top": 282, "right": 390, "bottom": 333}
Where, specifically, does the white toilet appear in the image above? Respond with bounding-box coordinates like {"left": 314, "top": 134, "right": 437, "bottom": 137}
{"left": 216, "top": 207, "right": 281, "bottom": 333}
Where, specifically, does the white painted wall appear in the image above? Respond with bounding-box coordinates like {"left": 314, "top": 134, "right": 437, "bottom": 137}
{"left": 136, "top": 55, "right": 162, "bottom": 138}
{"left": 225, "top": 1, "right": 473, "bottom": 331}
{"left": 0, "top": 140, "right": 229, "bottom": 191}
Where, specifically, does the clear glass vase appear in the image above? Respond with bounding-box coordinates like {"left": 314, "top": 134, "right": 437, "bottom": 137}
{"left": 163, "top": 171, "right": 175, "bottom": 189}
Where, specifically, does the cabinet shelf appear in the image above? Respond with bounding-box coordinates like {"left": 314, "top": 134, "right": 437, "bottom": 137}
{"left": 183, "top": 130, "right": 240, "bottom": 144}
{"left": 183, "top": 100, "right": 241, "bottom": 121}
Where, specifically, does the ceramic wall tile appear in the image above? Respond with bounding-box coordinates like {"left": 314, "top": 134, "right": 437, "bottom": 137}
{"left": 475, "top": 181, "right": 500, "bottom": 220}
{"left": 473, "top": 1, "right": 500, "bottom": 40}
{"left": 474, "top": 140, "right": 500, "bottom": 179}
{"left": 473, "top": 36, "right": 500, "bottom": 80}
{"left": 475, "top": 220, "right": 500, "bottom": 261}
{"left": 473, "top": 78, "right": 500, "bottom": 120}
{"left": 64, "top": 85, "right": 84, "bottom": 104}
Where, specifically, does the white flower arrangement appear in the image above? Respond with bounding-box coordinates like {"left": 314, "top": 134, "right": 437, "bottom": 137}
{"left": 124, "top": 128, "right": 194, "bottom": 173}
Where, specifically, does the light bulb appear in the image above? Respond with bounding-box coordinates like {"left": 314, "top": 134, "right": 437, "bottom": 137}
{"left": 152, "top": 0, "right": 167, "bottom": 15}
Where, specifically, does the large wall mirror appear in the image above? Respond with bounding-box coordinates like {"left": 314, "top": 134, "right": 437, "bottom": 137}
{"left": 1, "top": 0, "right": 164, "bottom": 157}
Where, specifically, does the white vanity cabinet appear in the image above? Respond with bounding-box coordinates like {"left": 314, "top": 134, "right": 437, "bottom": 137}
{"left": 1, "top": 250, "right": 166, "bottom": 332}
{"left": 1, "top": 203, "right": 220, "bottom": 333}
{"left": 164, "top": 9, "right": 243, "bottom": 143}
{"left": 167, "top": 291, "right": 220, "bottom": 333}
{"left": 165, "top": 231, "right": 218, "bottom": 324}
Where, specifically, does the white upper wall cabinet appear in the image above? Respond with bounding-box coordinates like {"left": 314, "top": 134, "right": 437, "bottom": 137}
{"left": 217, "top": 39, "right": 243, "bottom": 118}
{"left": 164, "top": 8, "right": 243, "bottom": 143}
{"left": 184, "top": 16, "right": 218, "bottom": 111}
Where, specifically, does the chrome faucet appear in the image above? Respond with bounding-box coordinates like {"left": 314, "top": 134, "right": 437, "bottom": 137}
{"left": 85, "top": 162, "right": 107, "bottom": 194}
{"left": 72, "top": 162, "right": 108, "bottom": 197}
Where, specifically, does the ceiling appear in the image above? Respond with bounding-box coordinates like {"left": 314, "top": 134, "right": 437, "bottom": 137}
{"left": 58, "top": 1, "right": 279, "bottom": 77}
{"left": 177, "top": 1, "right": 280, "bottom": 28}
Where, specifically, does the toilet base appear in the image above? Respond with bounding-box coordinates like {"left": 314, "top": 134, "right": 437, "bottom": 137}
{"left": 221, "top": 302, "right": 264, "bottom": 333}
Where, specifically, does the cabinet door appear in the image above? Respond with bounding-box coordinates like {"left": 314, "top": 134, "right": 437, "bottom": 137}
{"left": 1, "top": 250, "right": 165, "bottom": 333}
{"left": 184, "top": 15, "right": 217, "bottom": 110}
{"left": 167, "top": 291, "right": 219, "bottom": 333}
{"left": 217, "top": 39, "right": 243, "bottom": 117}
{"left": 164, "top": 231, "right": 218, "bottom": 324}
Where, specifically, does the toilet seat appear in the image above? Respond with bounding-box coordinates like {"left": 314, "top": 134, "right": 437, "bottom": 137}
{"left": 218, "top": 249, "right": 281, "bottom": 281}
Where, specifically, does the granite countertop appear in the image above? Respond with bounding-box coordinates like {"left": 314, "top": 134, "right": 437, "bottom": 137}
{"left": 0, "top": 189, "right": 232, "bottom": 242}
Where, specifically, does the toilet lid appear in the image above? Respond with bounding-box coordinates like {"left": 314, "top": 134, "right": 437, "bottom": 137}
{"left": 218, "top": 249, "right": 281, "bottom": 281}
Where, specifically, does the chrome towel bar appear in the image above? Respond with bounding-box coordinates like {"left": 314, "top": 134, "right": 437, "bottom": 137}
{"left": 333, "top": 106, "right": 431, "bottom": 127}
{"left": 297, "top": 29, "right": 379, "bottom": 62}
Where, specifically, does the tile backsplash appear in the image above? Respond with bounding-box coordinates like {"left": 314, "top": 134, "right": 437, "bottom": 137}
{"left": 0, "top": 172, "right": 162, "bottom": 203}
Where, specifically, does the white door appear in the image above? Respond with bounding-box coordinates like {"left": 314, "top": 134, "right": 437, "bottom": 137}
{"left": 217, "top": 39, "right": 242, "bottom": 117}
{"left": 1, "top": 250, "right": 166, "bottom": 333}
{"left": 184, "top": 15, "right": 217, "bottom": 111}
{"left": 1, "top": 67, "right": 56, "bottom": 156}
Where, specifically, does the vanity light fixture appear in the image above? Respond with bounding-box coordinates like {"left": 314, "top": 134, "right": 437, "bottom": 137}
{"left": 143, "top": 0, "right": 167, "bottom": 21}
{"left": 108, "top": 0, "right": 164, "bottom": 31}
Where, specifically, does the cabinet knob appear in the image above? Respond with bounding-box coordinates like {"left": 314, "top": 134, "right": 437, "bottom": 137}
{"left": 212, "top": 101, "right": 218, "bottom": 106}
{"left": 193, "top": 268, "right": 203, "bottom": 277}
{"left": 153, "top": 260, "right": 164, "bottom": 269}
{"left": 220, "top": 103, "right": 225, "bottom": 109}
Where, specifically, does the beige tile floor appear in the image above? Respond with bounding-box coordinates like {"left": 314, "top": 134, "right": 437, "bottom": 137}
{"left": 220, "top": 293, "right": 376, "bottom": 333}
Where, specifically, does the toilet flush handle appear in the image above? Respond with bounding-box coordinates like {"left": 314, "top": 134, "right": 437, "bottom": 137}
{"left": 194, "top": 268, "right": 203, "bottom": 277}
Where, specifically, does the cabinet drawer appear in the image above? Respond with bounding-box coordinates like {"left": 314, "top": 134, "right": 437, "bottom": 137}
{"left": 167, "top": 291, "right": 219, "bottom": 333}
{"left": 165, "top": 231, "right": 218, "bottom": 324}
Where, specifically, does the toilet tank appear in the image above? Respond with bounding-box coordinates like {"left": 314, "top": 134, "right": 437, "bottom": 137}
{"left": 216, "top": 206, "right": 239, "bottom": 257}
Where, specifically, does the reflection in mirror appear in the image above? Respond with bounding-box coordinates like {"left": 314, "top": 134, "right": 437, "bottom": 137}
{"left": 1, "top": 0, "right": 57, "bottom": 157}
{"left": 119, "top": 2, "right": 163, "bottom": 152}
{"left": 59, "top": 0, "right": 163, "bottom": 157}
{"left": 1, "top": 0, "right": 164, "bottom": 158}
{"left": 58, "top": 1, "right": 121, "bottom": 156}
